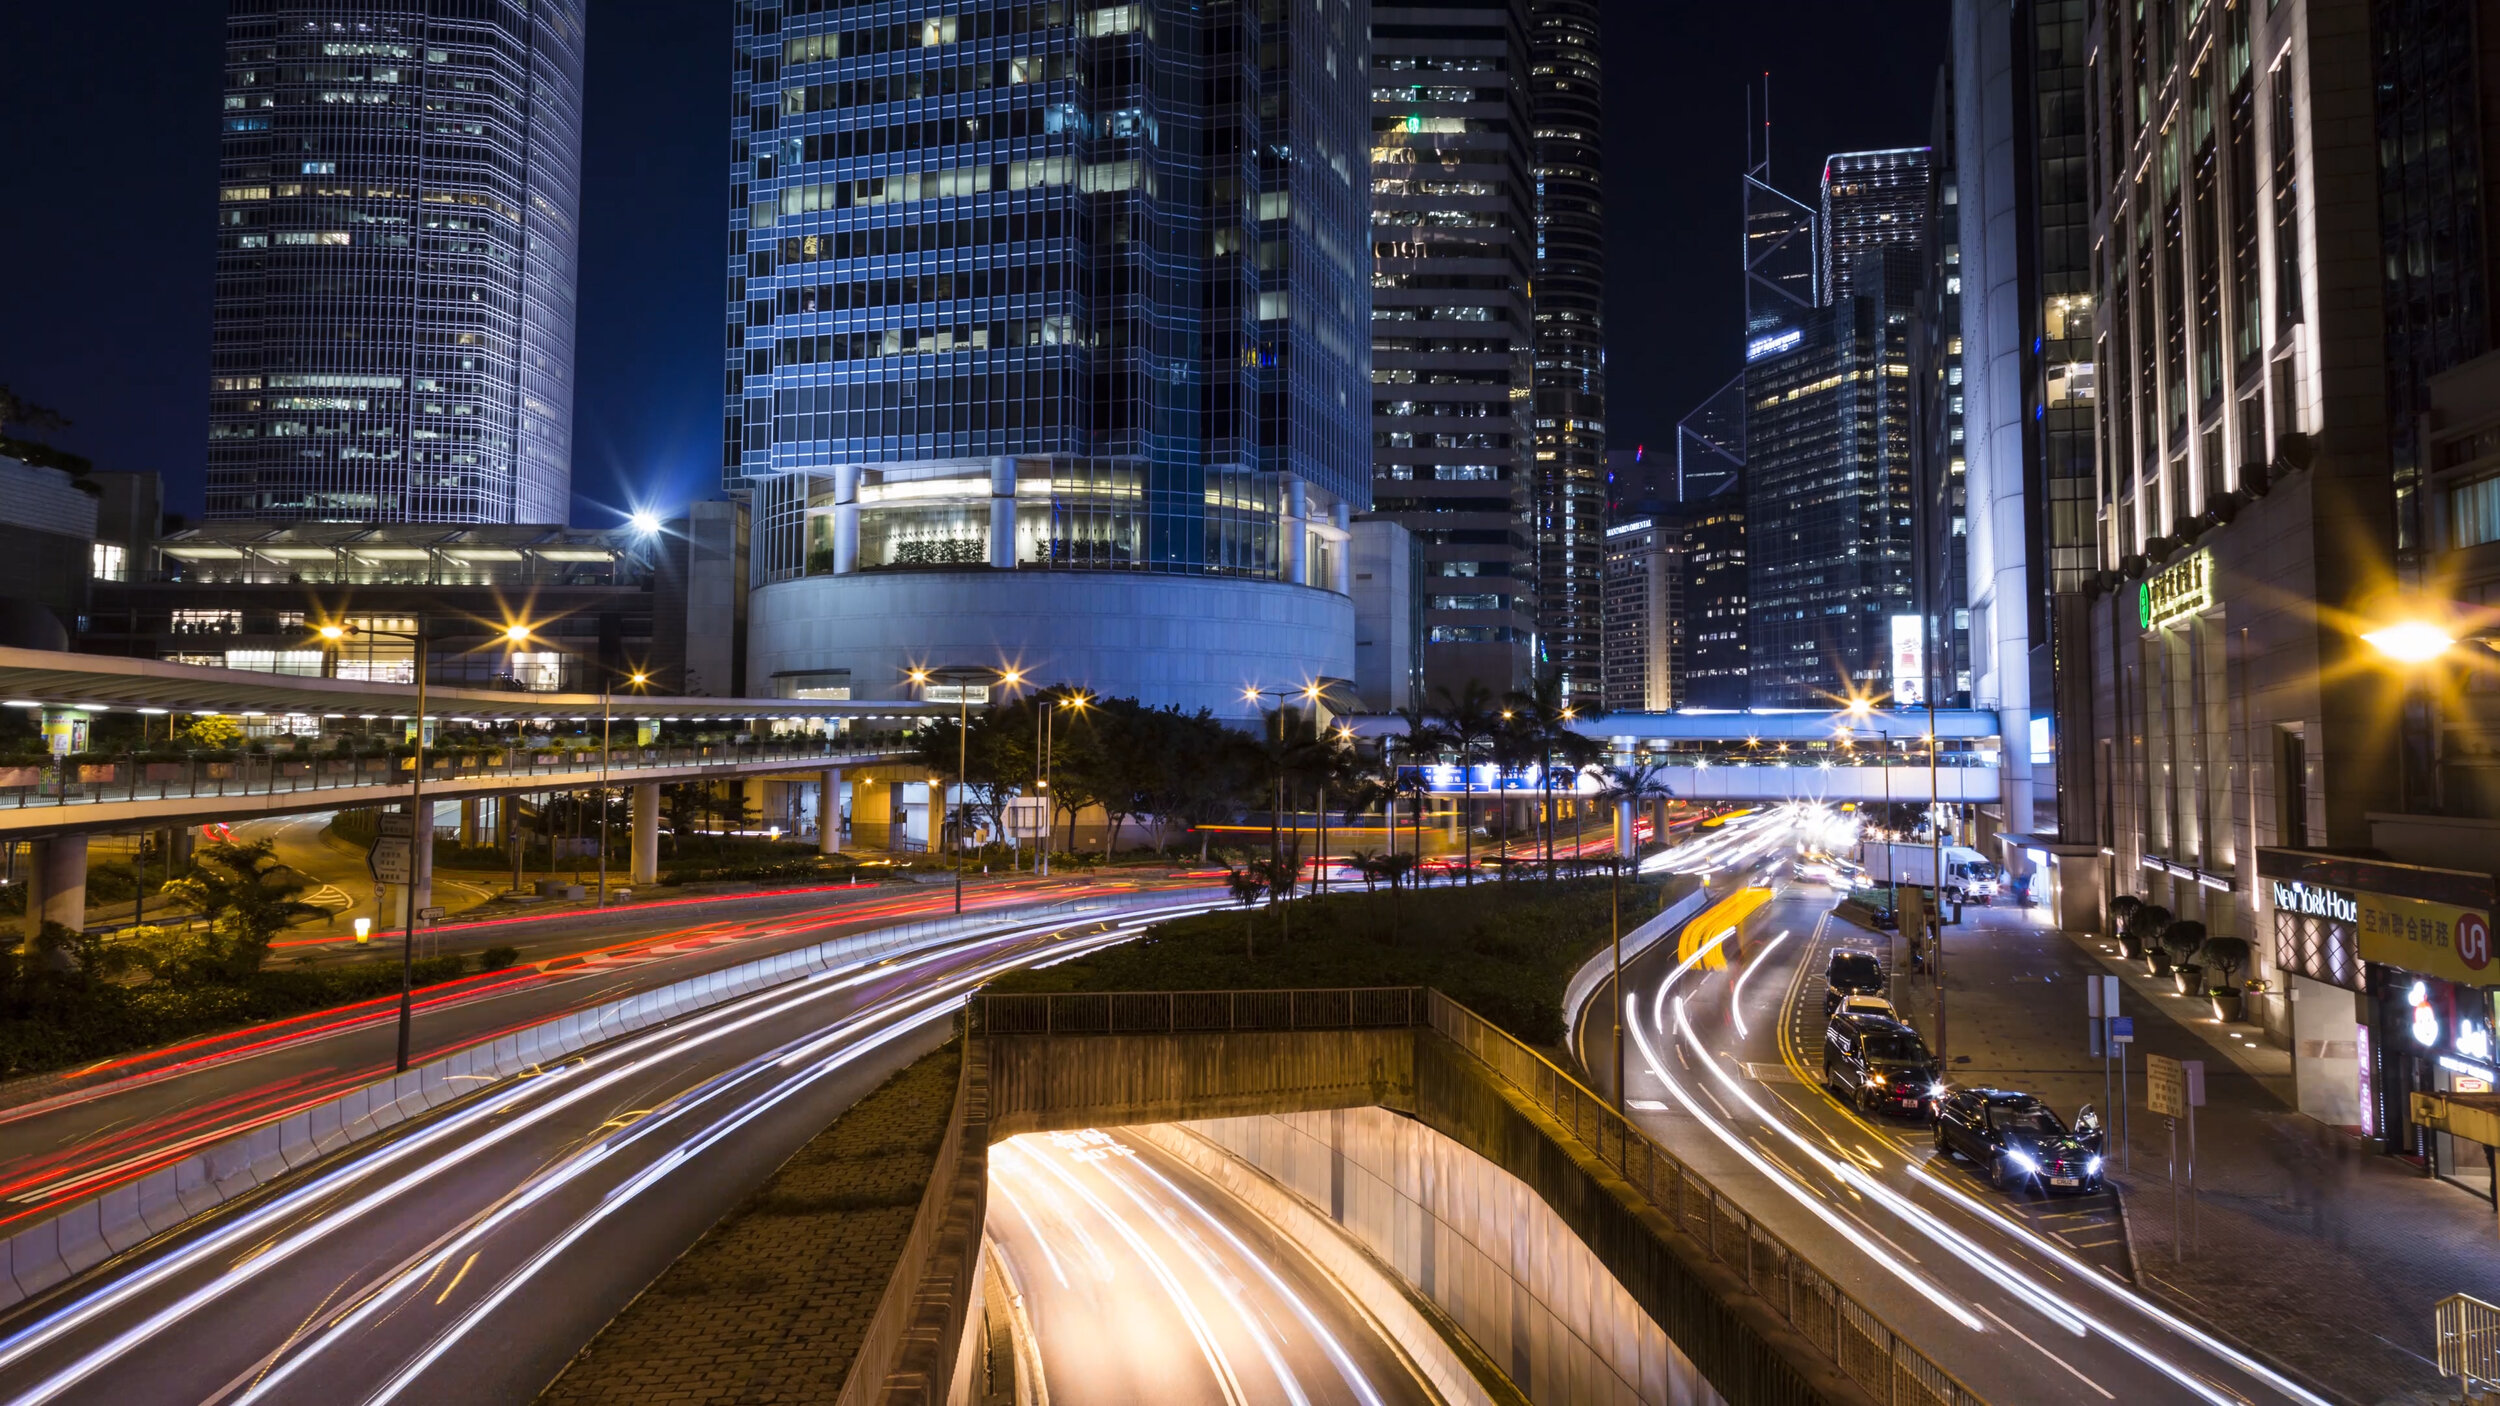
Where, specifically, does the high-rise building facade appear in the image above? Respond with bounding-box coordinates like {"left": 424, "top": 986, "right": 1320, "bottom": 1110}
{"left": 1368, "top": 0, "right": 1537, "bottom": 698}
{"left": 1600, "top": 516, "right": 1678, "bottom": 712}
{"left": 1527, "top": 0, "right": 1606, "bottom": 702}
{"left": 1910, "top": 64, "right": 1970, "bottom": 710}
{"left": 208, "top": 2, "right": 584, "bottom": 525}
{"left": 1680, "top": 498, "right": 1749, "bottom": 708}
{"left": 1744, "top": 244, "right": 1923, "bottom": 707}
{"left": 1821, "top": 148, "right": 1934, "bottom": 303}
{"left": 732, "top": 0, "right": 1369, "bottom": 716}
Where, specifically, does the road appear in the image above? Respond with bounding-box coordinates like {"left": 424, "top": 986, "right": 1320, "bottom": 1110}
{"left": 1580, "top": 809, "right": 2334, "bottom": 1406}
{"left": 0, "top": 894, "right": 1224, "bottom": 1406}
{"left": 987, "top": 1130, "right": 1431, "bottom": 1406}
{"left": 0, "top": 876, "right": 1173, "bottom": 1237}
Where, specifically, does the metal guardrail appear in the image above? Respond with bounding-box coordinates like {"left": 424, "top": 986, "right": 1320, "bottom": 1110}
{"left": 973, "top": 986, "right": 1427, "bottom": 1036}
{"left": 1426, "top": 990, "right": 1989, "bottom": 1406}
{"left": 2439, "top": 1292, "right": 2500, "bottom": 1389}
{"left": 0, "top": 739, "right": 915, "bottom": 813}
{"left": 974, "top": 978, "right": 1990, "bottom": 1405}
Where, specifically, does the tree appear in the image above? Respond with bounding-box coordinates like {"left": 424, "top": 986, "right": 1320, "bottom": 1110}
{"left": 181, "top": 715, "right": 245, "bottom": 752}
{"left": 1225, "top": 865, "right": 1264, "bottom": 958}
{"left": 1485, "top": 717, "right": 1540, "bottom": 880}
{"left": 1347, "top": 849, "right": 1382, "bottom": 892}
{"left": 1433, "top": 682, "right": 1501, "bottom": 885}
{"left": 161, "top": 840, "right": 324, "bottom": 980}
{"left": 2203, "top": 935, "right": 2252, "bottom": 990}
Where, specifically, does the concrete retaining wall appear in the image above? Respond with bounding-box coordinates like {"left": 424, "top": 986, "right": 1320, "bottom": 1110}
{"left": 985, "top": 1028, "right": 1418, "bottom": 1138}
{"left": 0, "top": 894, "right": 1166, "bottom": 1314}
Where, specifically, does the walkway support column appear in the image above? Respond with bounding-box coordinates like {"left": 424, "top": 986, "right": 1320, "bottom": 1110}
{"left": 819, "top": 768, "right": 843, "bottom": 855}
{"left": 632, "top": 782, "right": 661, "bottom": 886}
{"left": 407, "top": 797, "right": 433, "bottom": 923}
{"left": 25, "top": 836, "right": 87, "bottom": 949}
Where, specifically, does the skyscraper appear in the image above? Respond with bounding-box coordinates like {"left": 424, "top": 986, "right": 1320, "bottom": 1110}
{"left": 1368, "top": 0, "right": 1538, "bottom": 698}
{"left": 1600, "top": 517, "right": 1678, "bottom": 712}
{"left": 1745, "top": 244, "right": 1922, "bottom": 706}
{"left": 1527, "top": 0, "right": 1607, "bottom": 702}
{"left": 1821, "top": 148, "right": 1933, "bottom": 302}
{"left": 733, "top": 0, "right": 1371, "bottom": 716}
{"left": 207, "top": 2, "right": 584, "bottom": 525}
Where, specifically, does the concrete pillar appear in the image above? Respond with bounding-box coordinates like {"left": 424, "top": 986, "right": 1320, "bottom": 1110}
{"left": 853, "top": 778, "right": 893, "bottom": 849}
{"left": 989, "top": 456, "right": 1017, "bottom": 568}
{"left": 171, "top": 825, "right": 198, "bottom": 867}
{"left": 833, "top": 463, "right": 861, "bottom": 575}
{"left": 459, "top": 797, "right": 479, "bottom": 847}
{"left": 820, "top": 768, "right": 843, "bottom": 855}
{"left": 25, "top": 835, "right": 86, "bottom": 944}
{"left": 631, "top": 782, "right": 660, "bottom": 886}
{"left": 1617, "top": 800, "right": 1636, "bottom": 862}
{"left": 1287, "top": 481, "right": 1309, "bottom": 585}
{"left": 1330, "top": 502, "right": 1352, "bottom": 595}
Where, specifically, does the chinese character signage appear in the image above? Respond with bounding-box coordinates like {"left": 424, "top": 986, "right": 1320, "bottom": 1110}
{"left": 2138, "top": 548, "right": 2214, "bottom": 630}
{"left": 2355, "top": 891, "right": 2494, "bottom": 987}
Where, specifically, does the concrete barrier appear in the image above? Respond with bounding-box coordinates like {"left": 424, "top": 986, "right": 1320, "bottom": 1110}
{"left": 1559, "top": 884, "right": 1711, "bottom": 1042}
{"left": 0, "top": 892, "right": 1191, "bottom": 1313}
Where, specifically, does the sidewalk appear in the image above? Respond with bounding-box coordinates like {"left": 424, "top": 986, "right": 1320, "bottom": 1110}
{"left": 1937, "top": 902, "right": 2500, "bottom": 1405}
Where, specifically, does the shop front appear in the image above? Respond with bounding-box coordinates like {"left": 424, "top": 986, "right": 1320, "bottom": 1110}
{"left": 2259, "top": 849, "right": 2498, "bottom": 1192}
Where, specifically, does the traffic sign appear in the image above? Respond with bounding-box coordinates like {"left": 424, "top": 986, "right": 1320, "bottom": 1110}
{"left": 2109, "top": 1015, "right": 2135, "bottom": 1044}
{"left": 416, "top": 906, "right": 445, "bottom": 922}
{"left": 370, "top": 812, "right": 415, "bottom": 885}
{"left": 2147, "top": 1052, "right": 2186, "bottom": 1117}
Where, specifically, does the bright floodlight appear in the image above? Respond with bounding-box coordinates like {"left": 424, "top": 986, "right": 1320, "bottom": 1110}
{"left": 630, "top": 671, "right": 649, "bottom": 686}
{"left": 504, "top": 623, "right": 532, "bottom": 643}
{"left": 628, "top": 510, "right": 662, "bottom": 535}
{"left": 999, "top": 668, "right": 1025, "bottom": 687}
{"left": 317, "top": 624, "right": 346, "bottom": 641}
{"left": 2364, "top": 621, "right": 2455, "bottom": 665}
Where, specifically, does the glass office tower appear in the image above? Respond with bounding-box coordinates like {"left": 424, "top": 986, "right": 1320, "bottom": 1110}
{"left": 207, "top": 1, "right": 584, "bottom": 524}
{"left": 733, "top": 0, "right": 1369, "bottom": 714}
{"left": 1526, "top": 0, "right": 1607, "bottom": 703}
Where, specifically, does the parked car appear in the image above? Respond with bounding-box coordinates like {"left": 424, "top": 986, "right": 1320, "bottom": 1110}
{"left": 1932, "top": 1089, "right": 2105, "bottom": 1192}
{"left": 1834, "top": 993, "right": 1899, "bottom": 1020}
{"left": 1822, "top": 949, "right": 1886, "bottom": 1014}
{"left": 1822, "top": 1013, "right": 1944, "bottom": 1116}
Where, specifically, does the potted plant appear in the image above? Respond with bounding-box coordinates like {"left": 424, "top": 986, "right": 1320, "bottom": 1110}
{"left": 2164, "top": 920, "right": 2207, "bottom": 993}
{"left": 2128, "top": 903, "right": 2172, "bottom": 971}
{"left": 2203, "top": 936, "right": 2251, "bottom": 1021}
{"left": 2112, "top": 895, "right": 2146, "bottom": 958}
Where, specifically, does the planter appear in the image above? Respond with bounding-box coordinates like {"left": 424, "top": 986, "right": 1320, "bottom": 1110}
{"left": 2172, "top": 964, "right": 2204, "bottom": 995}
{"left": 2118, "top": 935, "right": 2143, "bottom": 960}
{"left": 2209, "top": 988, "right": 2245, "bottom": 1022}
{"left": 2146, "top": 953, "right": 2171, "bottom": 977}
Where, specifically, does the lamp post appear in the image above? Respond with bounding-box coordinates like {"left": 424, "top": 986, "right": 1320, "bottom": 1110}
{"left": 597, "top": 670, "right": 649, "bottom": 907}
{"left": 316, "top": 615, "right": 520, "bottom": 1073}
{"left": 911, "top": 665, "right": 1023, "bottom": 913}
{"left": 1034, "top": 692, "right": 1087, "bottom": 876}
{"left": 1245, "top": 683, "right": 1332, "bottom": 894}
{"left": 2360, "top": 619, "right": 2500, "bottom": 814}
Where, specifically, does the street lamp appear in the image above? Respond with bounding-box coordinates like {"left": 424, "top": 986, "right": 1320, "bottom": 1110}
{"left": 314, "top": 616, "right": 444, "bottom": 1073}
{"left": 1246, "top": 682, "right": 1335, "bottom": 894}
{"left": 911, "top": 664, "right": 1023, "bottom": 912}
{"left": 597, "top": 670, "right": 650, "bottom": 907}
{"left": 1033, "top": 691, "right": 1088, "bottom": 876}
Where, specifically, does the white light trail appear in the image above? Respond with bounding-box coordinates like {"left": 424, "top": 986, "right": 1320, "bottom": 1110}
{"left": 1728, "top": 928, "right": 1790, "bottom": 1040}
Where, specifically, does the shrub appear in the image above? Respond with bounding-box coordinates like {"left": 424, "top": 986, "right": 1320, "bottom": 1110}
{"left": 479, "top": 945, "right": 522, "bottom": 972}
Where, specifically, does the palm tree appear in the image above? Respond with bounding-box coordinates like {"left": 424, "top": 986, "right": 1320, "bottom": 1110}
{"left": 162, "top": 839, "right": 327, "bottom": 981}
{"left": 1433, "top": 681, "right": 1500, "bottom": 885}
{"left": 1485, "top": 717, "right": 1541, "bottom": 881}
{"left": 1388, "top": 701, "right": 1442, "bottom": 875}
{"left": 1505, "top": 672, "right": 1573, "bottom": 880}
{"left": 1225, "top": 865, "right": 1265, "bottom": 958}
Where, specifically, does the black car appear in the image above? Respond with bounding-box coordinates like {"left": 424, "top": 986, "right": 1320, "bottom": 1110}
{"left": 1822, "top": 949, "right": 1886, "bottom": 1014}
{"left": 1932, "top": 1089, "right": 2106, "bottom": 1192}
{"left": 1822, "top": 1013, "right": 1943, "bottom": 1116}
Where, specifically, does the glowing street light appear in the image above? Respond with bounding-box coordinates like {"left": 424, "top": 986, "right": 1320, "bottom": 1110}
{"left": 2363, "top": 621, "right": 2458, "bottom": 665}
{"left": 628, "top": 509, "right": 663, "bottom": 535}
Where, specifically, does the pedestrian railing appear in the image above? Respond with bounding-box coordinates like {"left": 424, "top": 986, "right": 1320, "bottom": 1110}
{"left": 2439, "top": 1293, "right": 2500, "bottom": 1389}
{"left": 972, "top": 986, "right": 1427, "bottom": 1036}
{"left": 1425, "top": 989, "right": 1990, "bottom": 1406}
{"left": 0, "top": 739, "right": 916, "bottom": 814}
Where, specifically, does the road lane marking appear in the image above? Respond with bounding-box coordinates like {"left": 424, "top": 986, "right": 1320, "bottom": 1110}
{"left": 432, "top": 1253, "right": 477, "bottom": 1305}
{"left": 1976, "top": 1300, "right": 2116, "bottom": 1399}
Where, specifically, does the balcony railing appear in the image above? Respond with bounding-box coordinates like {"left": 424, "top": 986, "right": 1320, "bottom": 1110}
{"left": 0, "top": 738, "right": 917, "bottom": 814}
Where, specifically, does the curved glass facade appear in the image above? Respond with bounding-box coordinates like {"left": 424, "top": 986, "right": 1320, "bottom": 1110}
{"left": 207, "top": 1, "right": 584, "bottom": 525}
{"left": 729, "top": 0, "right": 1370, "bottom": 589}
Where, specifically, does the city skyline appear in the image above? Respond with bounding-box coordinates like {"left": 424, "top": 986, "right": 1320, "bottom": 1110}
{"left": 0, "top": 2, "right": 1945, "bottom": 526}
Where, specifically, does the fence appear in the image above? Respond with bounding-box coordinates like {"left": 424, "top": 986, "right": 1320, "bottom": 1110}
{"left": 2439, "top": 1293, "right": 2500, "bottom": 1390}
{"left": 1427, "top": 991, "right": 1989, "bottom": 1406}
{"left": 0, "top": 888, "right": 1205, "bottom": 1314}
{"left": 973, "top": 986, "right": 1427, "bottom": 1036}
{"left": 0, "top": 738, "right": 915, "bottom": 814}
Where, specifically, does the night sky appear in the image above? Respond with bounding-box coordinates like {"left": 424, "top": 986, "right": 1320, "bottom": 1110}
{"left": 0, "top": 2, "right": 1945, "bottom": 525}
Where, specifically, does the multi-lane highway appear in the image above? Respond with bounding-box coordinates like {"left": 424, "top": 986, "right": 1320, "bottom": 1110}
{"left": 0, "top": 876, "right": 1146, "bottom": 1236}
{"left": 1584, "top": 810, "right": 2332, "bottom": 1406}
{"left": 988, "top": 1129, "right": 1430, "bottom": 1406}
{"left": 0, "top": 894, "right": 1223, "bottom": 1405}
